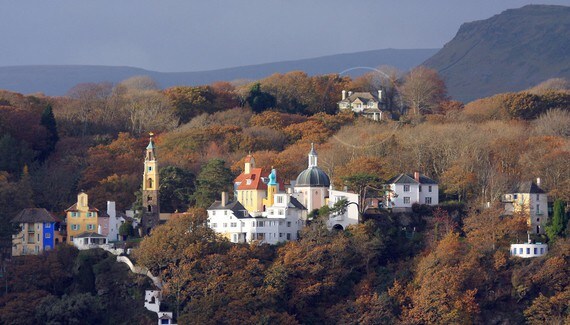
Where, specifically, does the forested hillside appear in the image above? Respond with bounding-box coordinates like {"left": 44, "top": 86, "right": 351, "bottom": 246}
{"left": 0, "top": 69, "right": 568, "bottom": 324}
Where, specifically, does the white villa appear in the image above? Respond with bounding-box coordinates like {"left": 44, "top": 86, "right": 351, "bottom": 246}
{"left": 337, "top": 90, "right": 387, "bottom": 121}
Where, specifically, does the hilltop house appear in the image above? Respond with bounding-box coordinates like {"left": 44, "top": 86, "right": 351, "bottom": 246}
{"left": 337, "top": 90, "right": 387, "bottom": 121}
{"left": 502, "top": 178, "right": 548, "bottom": 234}
{"left": 12, "top": 208, "right": 62, "bottom": 256}
{"left": 385, "top": 172, "right": 439, "bottom": 211}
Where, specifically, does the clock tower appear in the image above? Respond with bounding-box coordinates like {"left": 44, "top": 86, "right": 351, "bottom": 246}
{"left": 142, "top": 132, "right": 160, "bottom": 234}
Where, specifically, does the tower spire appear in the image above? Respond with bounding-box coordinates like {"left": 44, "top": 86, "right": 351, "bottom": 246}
{"left": 308, "top": 143, "right": 318, "bottom": 168}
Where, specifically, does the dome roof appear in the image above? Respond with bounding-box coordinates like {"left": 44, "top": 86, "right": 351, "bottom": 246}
{"left": 295, "top": 166, "right": 330, "bottom": 187}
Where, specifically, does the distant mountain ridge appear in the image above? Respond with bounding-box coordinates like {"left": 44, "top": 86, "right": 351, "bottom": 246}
{"left": 0, "top": 48, "right": 438, "bottom": 96}
{"left": 424, "top": 5, "right": 570, "bottom": 102}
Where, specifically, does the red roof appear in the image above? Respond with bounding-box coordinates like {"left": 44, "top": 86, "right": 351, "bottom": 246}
{"left": 234, "top": 168, "right": 268, "bottom": 191}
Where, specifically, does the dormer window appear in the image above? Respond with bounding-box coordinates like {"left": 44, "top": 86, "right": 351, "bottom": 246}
{"left": 246, "top": 179, "right": 252, "bottom": 185}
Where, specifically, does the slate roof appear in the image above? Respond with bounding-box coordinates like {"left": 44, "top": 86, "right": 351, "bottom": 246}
{"left": 12, "top": 208, "right": 57, "bottom": 223}
{"left": 339, "top": 92, "right": 380, "bottom": 104}
{"left": 208, "top": 200, "right": 251, "bottom": 218}
{"left": 511, "top": 181, "right": 545, "bottom": 194}
{"left": 386, "top": 173, "right": 438, "bottom": 185}
{"left": 65, "top": 203, "right": 99, "bottom": 212}
{"left": 74, "top": 232, "right": 106, "bottom": 238}
{"left": 289, "top": 197, "right": 307, "bottom": 210}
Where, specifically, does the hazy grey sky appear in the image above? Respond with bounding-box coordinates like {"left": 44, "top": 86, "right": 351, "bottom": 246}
{"left": 1, "top": 0, "right": 568, "bottom": 72}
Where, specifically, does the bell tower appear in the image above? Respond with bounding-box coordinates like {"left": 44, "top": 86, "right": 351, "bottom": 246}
{"left": 142, "top": 132, "right": 160, "bottom": 234}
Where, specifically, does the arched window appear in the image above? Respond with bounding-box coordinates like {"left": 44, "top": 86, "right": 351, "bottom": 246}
{"left": 147, "top": 178, "right": 153, "bottom": 188}
{"left": 147, "top": 205, "right": 152, "bottom": 212}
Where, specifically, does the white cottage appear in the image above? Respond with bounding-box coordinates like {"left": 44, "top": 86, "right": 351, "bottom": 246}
{"left": 385, "top": 172, "right": 438, "bottom": 211}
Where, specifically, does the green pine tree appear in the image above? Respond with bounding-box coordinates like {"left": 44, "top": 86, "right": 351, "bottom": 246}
{"left": 192, "top": 159, "right": 234, "bottom": 209}
{"left": 39, "top": 104, "right": 59, "bottom": 161}
{"left": 546, "top": 199, "right": 567, "bottom": 241}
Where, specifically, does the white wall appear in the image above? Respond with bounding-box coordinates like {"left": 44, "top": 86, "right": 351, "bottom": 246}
{"left": 511, "top": 243, "right": 548, "bottom": 258}
{"left": 327, "top": 190, "right": 359, "bottom": 230}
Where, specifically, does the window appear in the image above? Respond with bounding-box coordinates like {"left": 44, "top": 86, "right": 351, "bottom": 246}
{"left": 287, "top": 221, "right": 291, "bottom": 227}
{"left": 428, "top": 186, "right": 432, "bottom": 192}
{"left": 241, "top": 222, "right": 245, "bottom": 227}
{"left": 87, "top": 224, "right": 95, "bottom": 231}
{"left": 513, "top": 194, "right": 518, "bottom": 199}
{"left": 533, "top": 248, "right": 537, "bottom": 254}
{"left": 279, "top": 233, "right": 283, "bottom": 238}
{"left": 256, "top": 233, "right": 265, "bottom": 240}
{"left": 537, "top": 218, "right": 540, "bottom": 222}
{"left": 419, "top": 186, "right": 422, "bottom": 192}
{"left": 71, "top": 224, "right": 80, "bottom": 231}
{"left": 224, "top": 210, "right": 228, "bottom": 215}
{"left": 425, "top": 197, "right": 432, "bottom": 204}
{"left": 223, "top": 223, "right": 227, "bottom": 228}
{"left": 526, "top": 248, "right": 530, "bottom": 254}
{"left": 404, "top": 197, "right": 410, "bottom": 204}
{"left": 148, "top": 166, "right": 152, "bottom": 171}
{"left": 404, "top": 185, "right": 410, "bottom": 192}
{"left": 286, "top": 233, "right": 291, "bottom": 240}
{"left": 161, "top": 319, "right": 170, "bottom": 325}
{"left": 536, "top": 194, "right": 539, "bottom": 200}
{"left": 71, "top": 212, "right": 78, "bottom": 217}
{"left": 230, "top": 222, "right": 237, "bottom": 228}
{"left": 45, "top": 223, "right": 51, "bottom": 228}
{"left": 45, "top": 233, "right": 51, "bottom": 238}
{"left": 257, "top": 221, "right": 264, "bottom": 227}
{"left": 276, "top": 196, "right": 283, "bottom": 204}
{"left": 278, "top": 209, "right": 284, "bottom": 215}
{"left": 519, "top": 248, "right": 523, "bottom": 254}
{"left": 540, "top": 248, "right": 544, "bottom": 254}
{"left": 233, "top": 234, "right": 237, "bottom": 242}
{"left": 211, "top": 223, "right": 217, "bottom": 228}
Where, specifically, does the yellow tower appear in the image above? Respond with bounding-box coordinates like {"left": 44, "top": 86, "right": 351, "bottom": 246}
{"left": 142, "top": 132, "right": 160, "bottom": 234}
{"left": 263, "top": 168, "right": 278, "bottom": 208}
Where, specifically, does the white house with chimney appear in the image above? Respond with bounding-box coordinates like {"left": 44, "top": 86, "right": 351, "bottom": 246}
{"left": 502, "top": 178, "right": 549, "bottom": 234}
{"left": 97, "top": 201, "right": 125, "bottom": 242}
{"left": 207, "top": 190, "right": 307, "bottom": 245}
{"left": 337, "top": 90, "right": 387, "bottom": 121}
{"left": 385, "top": 172, "right": 439, "bottom": 211}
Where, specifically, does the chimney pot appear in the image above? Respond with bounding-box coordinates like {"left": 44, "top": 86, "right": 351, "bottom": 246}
{"left": 342, "top": 90, "right": 346, "bottom": 100}
{"left": 414, "top": 172, "right": 420, "bottom": 182}
{"left": 348, "top": 91, "right": 353, "bottom": 97}
{"left": 536, "top": 177, "right": 541, "bottom": 186}
{"left": 221, "top": 192, "right": 228, "bottom": 207}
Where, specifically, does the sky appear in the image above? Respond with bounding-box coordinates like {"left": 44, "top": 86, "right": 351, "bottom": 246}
{"left": 1, "top": 0, "right": 568, "bottom": 72}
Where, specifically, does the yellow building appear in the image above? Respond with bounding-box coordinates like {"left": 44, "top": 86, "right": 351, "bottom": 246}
{"left": 502, "top": 179, "right": 549, "bottom": 234}
{"left": 234, "top": 155, "right": 268, "bottom": 215}
{"left": 66, "top": 192, "right": 99, "bottom": 242}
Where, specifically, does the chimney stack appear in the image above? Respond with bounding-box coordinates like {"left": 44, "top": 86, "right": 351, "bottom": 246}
{"left": 414, "top": 172, "right": 420, "bottom": 182}
{"left": 536, "top": 177, "right": 541, "bottom": 187}
{"left": 342, "top": 90, "right": 346, "bottom": 100}
{"left": 221, "top": 192, "right": 228, "bottom": 207}
{"left": 378, "top": 89, "right": 383, "bottom": 101}
{"left": 348, "top": 91, "right": 353, "bottom": 97}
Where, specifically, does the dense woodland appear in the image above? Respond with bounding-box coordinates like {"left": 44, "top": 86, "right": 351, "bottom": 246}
{"left": 0, "top": 68, "right": 569, "bottom": 324}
